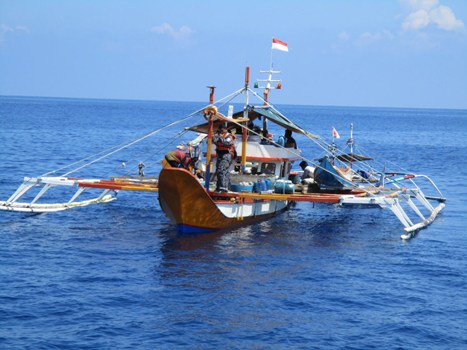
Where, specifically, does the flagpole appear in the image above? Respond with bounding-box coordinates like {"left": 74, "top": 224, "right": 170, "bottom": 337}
{"left": 331, "top": 128, "right": 336, "bottom": 158}
{"left": 269, "top": 38, "right": 273, "bottom": 71}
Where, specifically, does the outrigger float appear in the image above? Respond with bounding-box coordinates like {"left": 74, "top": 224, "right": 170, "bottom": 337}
{"left": 0, "top": 63, "right": 445, "bottom": 239}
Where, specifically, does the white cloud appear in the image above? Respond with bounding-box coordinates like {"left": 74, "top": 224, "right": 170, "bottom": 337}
{"left": 15, "top": 25, "right": 30, "bottom": 34}
{"left": 402, "top": 9, "right": 431, "bottom": 30}
{"left": 401, "top": 0, "right": 464, "bottom": 31}
{"left": 1, "top": 24, "right": 14, "bottom": 33}
{"left": 430, "top": 5, "right": 465, "bottom": 30}
{"left": 150, "top": 23, "right": 193, "bottom": 41}
{"left": 0, "top": 24, "right": 30, "bottom": 42}
{"left": 1, "top": 24, "right": 14, "bottom": 41}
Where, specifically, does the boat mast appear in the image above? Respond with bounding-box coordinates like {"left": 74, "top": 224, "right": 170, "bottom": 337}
{"left": 204, "top": 85, "right": 216, "bottom": 191}
{"left": 256, "top": 68, "right": 282, "bottom": 99}
{"left": 241, "top": 68, "right": 250, "bottom": 171}
{"left": 263, "top": 64, "right": 272, "bottom": 133}
{"left": 243, "top": 67, "right": 250, "bottom": 119}
{"left": 347, "top": 123, "right": 354, "bottom": 154}
{"left": 347, "top": 123, "right": 354, "bottom": 168}
{"left": 255, "top": 60, "right": 282, "bottom": 138}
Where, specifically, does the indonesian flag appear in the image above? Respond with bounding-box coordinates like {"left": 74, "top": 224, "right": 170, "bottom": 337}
{"left": 332, "top": 127, "right": 340, "bottom": 139}
{"left": 272, "top": 38, "right": 288, "bottom": 52}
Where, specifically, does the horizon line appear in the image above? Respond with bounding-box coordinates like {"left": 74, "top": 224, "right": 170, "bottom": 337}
{"left": 1, "top": 94, "right": 465, "bottom": 112}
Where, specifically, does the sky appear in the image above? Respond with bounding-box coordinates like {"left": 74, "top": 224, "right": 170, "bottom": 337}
{"left": 0, "top": 0, "right": 466, "bottom": 109}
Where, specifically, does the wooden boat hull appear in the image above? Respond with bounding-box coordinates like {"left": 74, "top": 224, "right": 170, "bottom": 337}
{"left": 158, "top": 167, "right": 290, "bottom": 233}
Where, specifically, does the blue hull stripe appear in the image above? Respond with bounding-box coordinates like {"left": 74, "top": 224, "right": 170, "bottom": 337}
{"left": 177, "top": 224, "right": 217, "bottom": 234}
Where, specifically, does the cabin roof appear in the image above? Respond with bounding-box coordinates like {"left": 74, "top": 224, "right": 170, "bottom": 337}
{"left": 186, "top": 106, "right": 318, "bottom": 139}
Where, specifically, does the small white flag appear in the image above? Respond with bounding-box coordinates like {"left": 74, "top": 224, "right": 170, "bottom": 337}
{"left": 332, "top": 127, "right": 340, "bottom": 139}
{"left": 272, "top": 38, "right": 288, "bottom": 52}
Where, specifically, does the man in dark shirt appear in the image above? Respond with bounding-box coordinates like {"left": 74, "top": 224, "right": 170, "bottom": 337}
{"left": 284, "top": 130, "right": 297, "bottom": 149}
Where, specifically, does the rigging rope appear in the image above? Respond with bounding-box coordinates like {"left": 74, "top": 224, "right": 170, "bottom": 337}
{"left": 244, "top": 88, "right": 393, "bottom": 192}
{"left": 118, "top": 130, "right": 190, "bottom": 177}
{"left": 47, "top": 88, "right": 246, "bottom": 178}
{"left": 110, "top": 88, "right": 246, "bottom": 177}
{"left": 60, "top": 108, "right": 205, "bottom": 176}
{"left": 38, "top": 82, "right": 403, "bottom": 194}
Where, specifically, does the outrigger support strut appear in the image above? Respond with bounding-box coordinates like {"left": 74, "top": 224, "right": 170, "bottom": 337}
{"left": 339, "top": 174, "right": 445, "bottom": 239}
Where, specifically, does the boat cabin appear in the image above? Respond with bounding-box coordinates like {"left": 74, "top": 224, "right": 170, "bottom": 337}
{"left": 187, "top": 106, "right": 308, "bottom": 192}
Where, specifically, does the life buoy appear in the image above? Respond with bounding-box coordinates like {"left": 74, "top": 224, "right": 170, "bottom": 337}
{"left": 203, "top": 106, "right": 218, "bottom": 120}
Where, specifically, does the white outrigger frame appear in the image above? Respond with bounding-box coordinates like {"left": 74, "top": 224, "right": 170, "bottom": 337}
{"left": 0, "top": 176, "right": 116, "bottom": 213}
{"left": 339, "top": 174, "right": 445, "bottom": 239}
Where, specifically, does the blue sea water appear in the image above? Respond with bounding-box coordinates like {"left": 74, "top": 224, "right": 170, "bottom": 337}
{"left": 0, "top": 96, "right": 466, "bottom": 349}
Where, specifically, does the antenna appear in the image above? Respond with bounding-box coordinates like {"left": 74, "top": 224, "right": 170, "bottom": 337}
{"left": 254, "top": 68, "right": 282, "bottom": 104}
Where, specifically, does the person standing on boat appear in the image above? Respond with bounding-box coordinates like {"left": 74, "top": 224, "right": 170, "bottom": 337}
{"left": 213, "top": 125, "right": 236, "bottom": 193}
{"left": 164, "top": 149, "right": 195, "bottom": 169}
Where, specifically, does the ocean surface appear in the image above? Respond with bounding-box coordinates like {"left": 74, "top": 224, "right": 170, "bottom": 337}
{"left": 0, "top": 96, "right": 466, "bottom": 349}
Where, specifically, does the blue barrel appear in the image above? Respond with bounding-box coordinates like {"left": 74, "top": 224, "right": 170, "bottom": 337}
{"left": 253, "top": 181, "right": 260, "bottom": 193}
{"left": 230, "top": 183, "right": 254, "bottom": 192}
{"left": 254, "top": 179, "right": 267, "bottom": 193}
{"left": 274, "top": 179, "right": 295, "bottom": 194}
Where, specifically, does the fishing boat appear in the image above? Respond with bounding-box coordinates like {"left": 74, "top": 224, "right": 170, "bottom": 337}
{"left": 313, "top": 124, "right": 375, "bottom": 189}
{"left": 158, "top": 77, "right": 339, "bottom": 233}
{"left": 0, "top": 50, "right": 446, "bottom": 239}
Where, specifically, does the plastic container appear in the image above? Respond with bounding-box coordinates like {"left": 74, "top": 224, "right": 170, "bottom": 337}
{"left": 274, "top": 179, "right": 295, "bottom": 194}
{"left": 288, "top": 172, "right": 301, "bottom": 184}
{"left": 253, "top": 179, "right": 268, "bottom": 193}
{"left": 230, "top": 183, "right": 254, "bottom": 193}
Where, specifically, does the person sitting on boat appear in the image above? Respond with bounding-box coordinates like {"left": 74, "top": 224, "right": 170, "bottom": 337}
{"left": 164, "top": 149, "right": 197, "bottom": 170}
{"left": 277, "top": 129, "right": 297, "bottom": 149}
{"left": 260, "top": 129, "right": 273, "bottom": 144}
{"left": 299, "top": 160, "right": 315, "bottom": 184}
{"left": 284, "top": 130, "right": 297, "bottom": 149}
{"left": 248, "top": 124, "right": 262, "bottom": 142}
{"left": 213, "top": 125, "right": 236, "bottom": 193}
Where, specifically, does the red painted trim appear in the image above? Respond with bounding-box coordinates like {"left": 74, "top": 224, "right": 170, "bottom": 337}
{"left": 78, "top": 182, "right": 123, "bottom": 190}
{"left": 207, "top": 154, "right": 298, "bottom": 162}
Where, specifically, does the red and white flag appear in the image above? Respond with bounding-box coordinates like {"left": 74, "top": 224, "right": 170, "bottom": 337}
{"left": 272, "top": 38, "right": 288, "bottom": 52}
{"left": 332, "top": 127, "right": 340, "bottom": 139}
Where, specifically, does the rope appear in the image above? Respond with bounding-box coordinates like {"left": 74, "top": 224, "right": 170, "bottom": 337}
{"left": 244, "top": 88, "right": 374, "bottom": 191}
{"left": 52, "top": 88, "right": 247, "bottom": 178}
{"left": 60, "top": 108, "right": 205, "bottom": 176}
{"left": 38, "top": 82, "right": 400, "bottom": 196}
{"left": 209, "top": 103, "right": 364, "bottom": 191}
{"left": 113, "top": 89, "right": 246, "bottom": 177}
{"left": 118, "top": 130, "right": 190, "bottom": 177}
